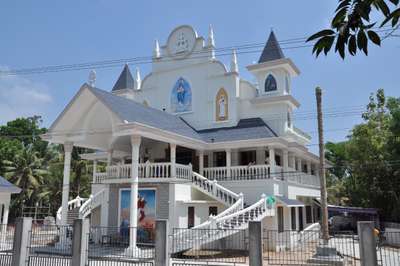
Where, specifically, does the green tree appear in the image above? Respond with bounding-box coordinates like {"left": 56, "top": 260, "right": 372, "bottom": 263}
{"left": 3, "top": 145, "right": 48, "bottom": 217}
{"left": 307, "top": 0, "right": 400, "bottom": 58}
{"left": 325, "top": 89, "right": 400, "bottom": 221}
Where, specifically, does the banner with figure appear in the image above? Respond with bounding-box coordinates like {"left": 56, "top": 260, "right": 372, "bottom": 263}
{"left": 119, "top": 188, "right": 156, "bottom": 243}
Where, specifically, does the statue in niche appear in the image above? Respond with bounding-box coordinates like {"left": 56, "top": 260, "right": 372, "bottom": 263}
{"left": 216, "top": 88, "right": 228, "bottom": 121}
{"left": 171, "top": 77, "right": 192, "bottom": 113}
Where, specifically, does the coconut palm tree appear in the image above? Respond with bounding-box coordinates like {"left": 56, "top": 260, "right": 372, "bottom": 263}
{"left": 3, "top": 145, "right": 47, "bottom": 215}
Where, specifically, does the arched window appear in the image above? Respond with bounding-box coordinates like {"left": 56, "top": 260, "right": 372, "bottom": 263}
{"left": 216, "top": 88, "right": 228, "bottom": 121}
{"left": 265, "top": 74, "right": 277, "bottom": 92}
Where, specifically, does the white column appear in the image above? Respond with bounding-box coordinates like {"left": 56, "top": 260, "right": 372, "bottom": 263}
{"left": 282, "top": 150, "right": 289, "bottom": 172}
{"left": 296, "top": 158, "right": 302, "bottom": 172}
{"left": 92, "top": 160, "right": 97, "bottom": 183}
{"left": 107, "top": 149, "right": 113, "bottom": 166}
{"left": 307, "top": 161, "right": 312, "bottom": 174}
{"left": 199, "top": 150, "right": 204, "bottom": 175}
{"left": 256, "top": 147, "right": 265, "bottom": 165}
{"left": 129, "top": 135, "right": 141, "bottom": 249}
{"left": 61, "top": 142, "right": 73, "bottom": 225}
{"left": 290, "top": 154, "right": 296, "bottom": 170}
{"left": 226, "top": 149, "right": 231, "bottom": 178}
{"left": 2, "top": 201, "right": 9, "bottom": 226}
{"left": 170, "top": 143, "right": 176, "bottom": 178}
{"left": 269, "top": 147, "right": 276, "bottom": 172}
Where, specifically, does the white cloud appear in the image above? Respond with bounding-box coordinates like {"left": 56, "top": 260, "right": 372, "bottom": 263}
{"left": 0, "top": 67, "right": 53, "bottom": 125}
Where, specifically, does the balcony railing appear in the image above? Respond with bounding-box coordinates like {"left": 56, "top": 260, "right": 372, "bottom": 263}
{"left": 203, "top": 165, "right": 320, "bottom": 188}
{"left": 93, "top": 162, "right": 192, "bottom": 183}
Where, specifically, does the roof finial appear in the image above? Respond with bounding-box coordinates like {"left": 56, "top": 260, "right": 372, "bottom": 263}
{"left": 207, "top": 24, "right": 215, "bottom": 47}
{"left": 135, "top": 67, "right": 141, "bottom": 90}
{"left": 230, "top": 49, "right": 238, "bottom": 73}
{"left": 153, "top": 39, "right": 161, "bottom": 59}
{"left": 88, "top": 70, "right": 96, "bottom": 87}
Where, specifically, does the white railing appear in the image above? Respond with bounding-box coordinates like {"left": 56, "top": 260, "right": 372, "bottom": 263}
{"left": 173, "top": 194, "right": 275, "bottom": 252}
{"left": 203, "top": 164, "right": 320, "bottom": 188}
{"left": 192, "top": 172, "right": 240, "bottom": 206}
{"left": 204, "top": 165, "right": 271, "bottom": 181}
{"left": 93, "top": 162, "right": 192, "bottom": 183}
{"left": 56, "top": 196, "right": 87, "bottom": 225}
{"left": 79, "top": 189, "right": 105, "bottom": 219}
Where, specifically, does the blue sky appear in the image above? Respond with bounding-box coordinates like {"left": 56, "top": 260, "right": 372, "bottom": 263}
{"left": 0, "top": 1, "right": 398, "bottom": 153}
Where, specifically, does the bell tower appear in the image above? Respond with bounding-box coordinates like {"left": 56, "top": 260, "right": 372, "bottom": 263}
{"left": 247, "top": 31, "right": 299, "bottom": 97}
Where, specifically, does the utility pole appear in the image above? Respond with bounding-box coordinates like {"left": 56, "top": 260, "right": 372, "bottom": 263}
{"left": 316, "top": 87, "right": 329, "bottom": 244}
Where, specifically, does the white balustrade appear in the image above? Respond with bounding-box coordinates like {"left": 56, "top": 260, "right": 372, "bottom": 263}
{"left": 92, "top": 162, "right": 192, "bottom": 183}
{"left": 203, "top": 164, "right": 320, "bottom": 188}
{"left": 79, "top": 189, "right": 105, "bottom": 219}
{"left": 56, "top": 196, "right": 87, "bottom": 225}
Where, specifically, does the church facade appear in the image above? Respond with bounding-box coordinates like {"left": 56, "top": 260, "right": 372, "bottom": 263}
{"left": 43, "top": 25, "right": 322, "bottom": 249}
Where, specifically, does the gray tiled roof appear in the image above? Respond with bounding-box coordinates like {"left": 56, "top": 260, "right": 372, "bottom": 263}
{"left": 197, "top": 118, "right": 277, "bottom": 143}
{"left": 0, "top": 176, "right": 21, "bottom": 193}
{"left": 112, "top": 64, "right": 135, "bottom": 92}
{"left": 89, "top": 86, "right": 203, "bottom": 141}
{"left": 89, "top": 86, "right": 277, "bottom": 143}
{"left": 258, "top": 31, "right": 285, "bottom": 63}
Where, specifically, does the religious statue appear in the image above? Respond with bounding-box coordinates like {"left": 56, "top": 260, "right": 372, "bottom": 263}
{"left": 218, "top": 95, "right": 226, "bottom": 118}
{"left": 176, "top": 79, "right": 186, "bottom": 105}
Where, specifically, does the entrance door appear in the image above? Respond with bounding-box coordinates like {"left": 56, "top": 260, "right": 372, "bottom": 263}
{"left": 298, "top": 207, "right": 304, "bottom": 231}
{"left": 188, "top": 207, "right": 195, "bottom": 228}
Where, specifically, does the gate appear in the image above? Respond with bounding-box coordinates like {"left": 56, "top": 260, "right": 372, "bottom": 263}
{"left": 170, "top": 228, "right": 248, "bottom": 266}
{"left": 86, "top": 226, "right": 155, "bottom": 266}
{"left": 376, "top": 230, "right": 400, "bottom": 266}
{"left": 0, "top": 224, "right": 14, "bottom": 266}
{"left": 263, "top": 230, "right": 360, "bottom": 265}
{"left": 26, "top": 224, "right": 72, "bottom": 266}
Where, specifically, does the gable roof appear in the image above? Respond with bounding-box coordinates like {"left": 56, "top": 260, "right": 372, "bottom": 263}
{"left": 258, "top": 31, "right": 285, "bottom": 63}
{"left": 112, "top": 64, "right": 135, "bottom": 92}
{"left": 88, "top": 86, "right": 203, "bottom": 141}
{"left": 0, "top": 176, "right": 21, "bottom": 194}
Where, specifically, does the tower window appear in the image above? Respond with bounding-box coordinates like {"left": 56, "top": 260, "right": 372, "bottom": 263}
{"left": 287, "top": 112, "right": 292, "bottom": 128}
{"left": 265, "top": 74, "right": 277, "bottom": 92}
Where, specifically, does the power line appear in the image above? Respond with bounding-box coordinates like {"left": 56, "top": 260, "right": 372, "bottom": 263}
{"left": 0, "top": 27, "right": 396, "bottom": 76}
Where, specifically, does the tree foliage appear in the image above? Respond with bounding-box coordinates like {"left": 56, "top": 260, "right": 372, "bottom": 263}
{"left": 0, "top": 116, "right": 92, "bottom": 221}
{"left": 326, "top": 89, "right": 400, "bottom": 221}
{"left": 307, "top": 0, "right": 400, "bottom": 58}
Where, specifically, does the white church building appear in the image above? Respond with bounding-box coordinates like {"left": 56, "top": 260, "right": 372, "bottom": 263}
{"left": 43, "top": 25, "right": 322, "bottom": 249}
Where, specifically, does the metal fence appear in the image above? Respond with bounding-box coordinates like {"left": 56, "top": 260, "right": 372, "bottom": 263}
{"left": 0, "top": 224, "right": 14, "bottom": 266}
{"left": 87, "top": 226, "right": 155, "bottom": 266}
{"left": 27, "top": 224, "right": 73, "bottom": 266}
{"left": 263, "top": 230, "right": 360, "bottom": 265}
{"left": 170, "top": 228, "right": 248, "bottom": 265}
{"left": 377, "top": 231, "right": 400, "bottom": 266}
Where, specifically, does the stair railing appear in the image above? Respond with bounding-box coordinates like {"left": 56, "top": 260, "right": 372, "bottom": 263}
{"left": 192, "top": 172, "right": 240, "bottom": 206}
{"left": 56, "top": 196, "right": 87, "bottom": 225}
{"left": 79, "top": 189, "right": 105, "bottom": 219}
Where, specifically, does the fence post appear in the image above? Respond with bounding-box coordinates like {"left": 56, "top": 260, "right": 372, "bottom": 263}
{"left": 71, "top": 218, "right": 90, "bottom": 266}
{"left": 249, "top": 221, "right": 263, "bottom": 266}
{"left": 358, "top": 221, "right": 378, "bottom": 266}
{"left": 11, "top": 217, "right": 32, "bottom": 266}
{"left": 155, "top": 219, "right": 169, "bottom": 266}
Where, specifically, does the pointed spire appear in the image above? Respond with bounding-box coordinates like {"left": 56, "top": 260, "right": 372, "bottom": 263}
{"left": 258, "top": 30, "right": 285, "bottom": 63}
{"left": 112, "top": 64, "right": 135, "bottom": 92}
{"left": 207, "top": 24, "right": 215, "bottom": 47}
{"left": 135, "top": 67, "right": 141, "bottom": 90}
{"left": 230, "top": 49, "right": 238, "bottom": 73}
{"left": 153, "top": 39, "right": 161, "bottom": 59}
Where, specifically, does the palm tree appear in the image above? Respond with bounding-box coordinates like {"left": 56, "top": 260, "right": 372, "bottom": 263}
{"left": 3, "top": 145, "right": 47, "bottom": 216}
